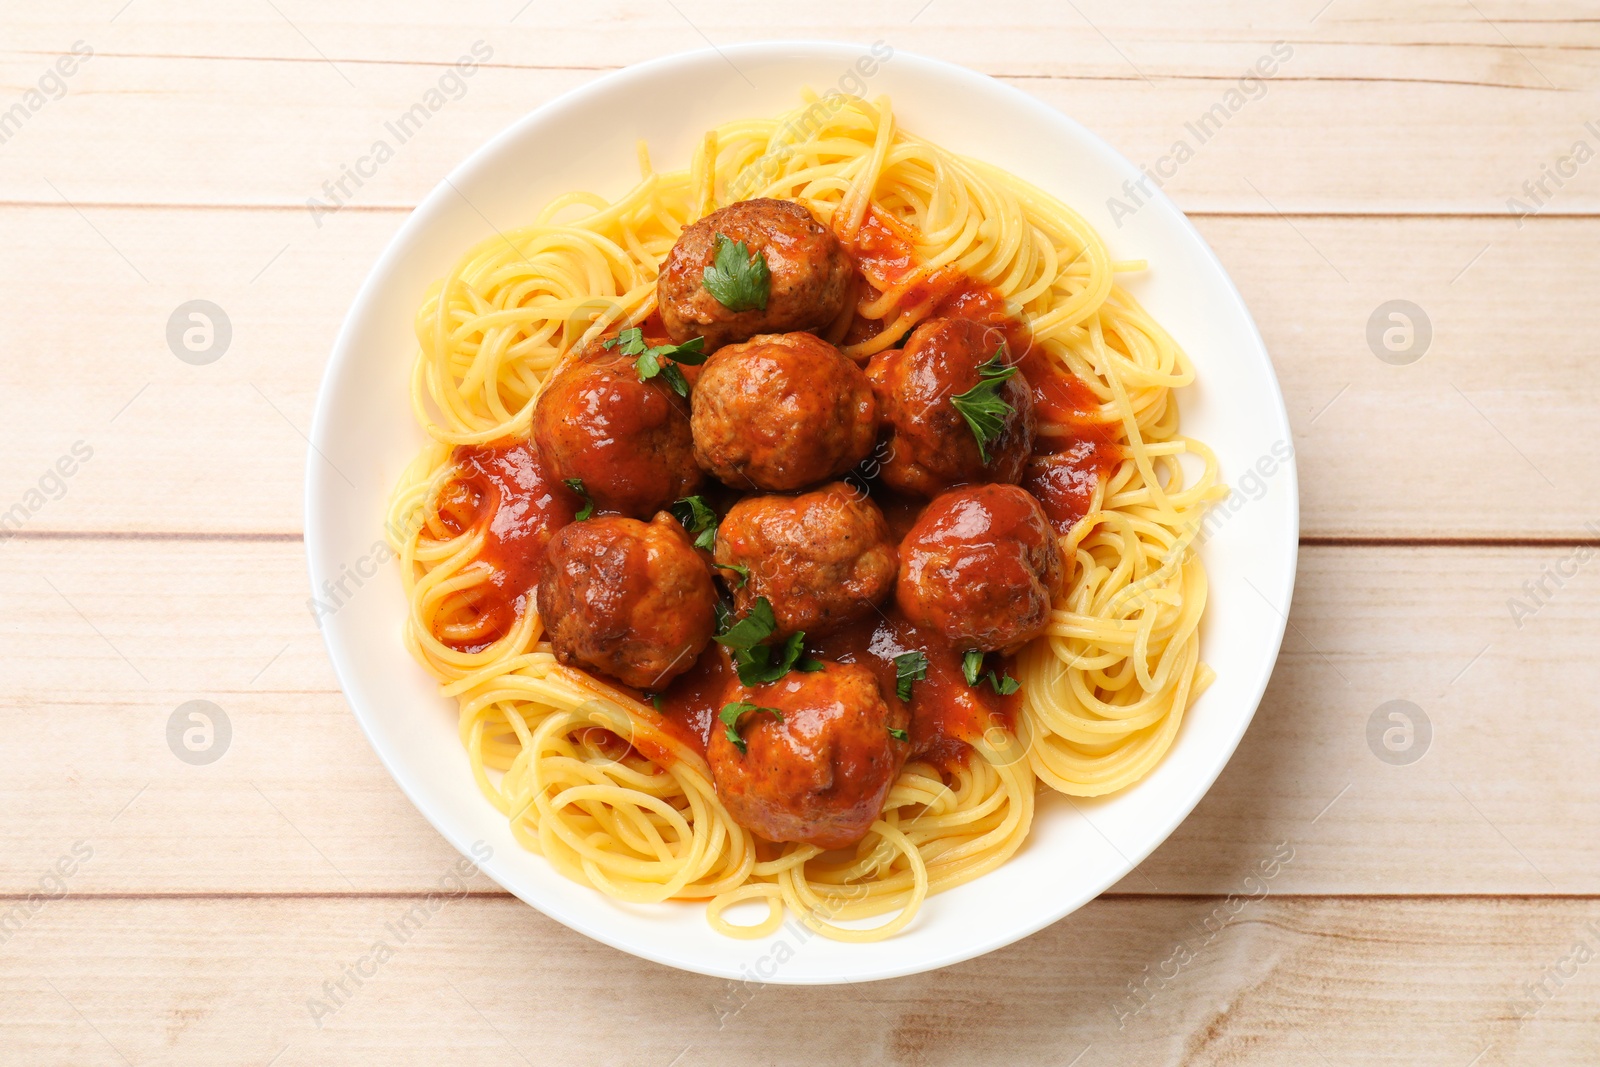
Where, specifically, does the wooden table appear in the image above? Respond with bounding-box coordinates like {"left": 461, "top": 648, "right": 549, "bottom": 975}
{"left": 4, "top": 3, "right": 1597, "bottom": 1063}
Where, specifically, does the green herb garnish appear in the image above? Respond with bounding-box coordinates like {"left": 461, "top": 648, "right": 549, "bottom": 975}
{"left": 701, "top": 233, "right": 770, "bottom": 312}
{"left": 715, "top": 596, "right": 823, "bottom": 686}
{"left": 961, "top": 649, "right": 1020, "bottom": 695}
{"left": 717, "top": 596, "right": 778, "bottom": 650}
{"left": 887, "top": 726, "right": 910, "bottom": 742}
{"left": 949, "top": 350, "right": 1019, "bottom": 463}
{"left": 563, "top": 477, "right": 595, "bottom": 521}
{"left": 668, "top": 495, "right": 720, "bottom": 550}
{"left": 719, "top": 701, "right": 783, "bottom": 754}
{"left": 604, "top": 327, "right": 707, "bottom": 397}
{"left": 988, "top": 672, "right": 1020, "bottom": 696}
{"left": 714, "top": 561, "right": 750, "bottom": 588}
{"left": 892, "top": 651, "right": 928, "bottom": 702}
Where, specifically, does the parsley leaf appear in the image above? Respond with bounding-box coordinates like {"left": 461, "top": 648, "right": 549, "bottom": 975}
{"left": 657, "top": 363, "right": 691, "bottom": 398}
{"left": 949, "top": 350, "right": 1019, "bottom": 463}
{"left": 719, "top": 701, "right": 783, "bottom": 754}
{"left": 602, "top": 327, "right": 647, "bottom": 356}
{"left": 714, "top": 596, "right": 822, "bottom": 686}
{"left": 563, "top": 477, "right": 595, "bottom": 521}
{"left": 988, "top": 671, "right": 1020, "bottom": 696}
{"left": 960, "top": 649, "right": 1020, "bottom": 695}
{"left": 669, "top": 495, "right": 719, "bottom": 550}
{"left": 887, "top": 726, "right": 910, "bottom": 742}
{"left": 714, "top": 561, "right": 749, "bottom": 588}
{"left": 961, "top": 649, "right": 985, "bottom": 686}
{"left": 606, "top": 328, "right": 708, "bottom": 398}
{"left": 893, "top": 651, "right": 928, "bottom": 702}
{"left": 701, "top": 233, "right": 771, "bottom": 312}
{"left": 716, "top": 597, "right": 777, "bottom": 651}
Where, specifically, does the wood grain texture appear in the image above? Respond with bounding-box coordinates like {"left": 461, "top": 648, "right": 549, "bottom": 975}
{"left": 5, "top": 4, "right": 1598, "bottom": 1061}
{"left": 3, "top": 896, "right": 1598, "bottom": 1066}
{"left": 2, "top": 205, "right": 1595, "bottom": 538}
{"left": 2, "top": 539, "right": 1594, "bottom": 896}
{"left": 2, "top": 2, "right": 1599, "bottom": 212}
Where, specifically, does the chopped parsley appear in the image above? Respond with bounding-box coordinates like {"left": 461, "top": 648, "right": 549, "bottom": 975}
{"left": 892, "top": 650, "right": 928, "bottom": 702}
{"left": 949, "top": 350, "right": 1019, "bottom": 463}
{"left": 603, "top": 327, "right": 707, "bottom": 398}
{"left": 719, "top": 701, "right": 783, "bottom": 754}
{"left": 887, "top": 726, "right": 910, "bottom": 742}
{"left": 713, "top": 561, "right": 750, "bottom": 588}
{"left": 989, "top": 672, "right": 1021, "bottom": 696}
{"left": 668, "top": 495, "right": 720, "bottom": 550}
{"left": 714, "top": 596, "right": 823, "bottom": 686}
{"left": 701, "top": 233, "right": 770, "bottom": 312}
{"left": 563, "top": 477, "right": 595, "bottom": 521}
{"left": 961, "top": 649, "right": 1020, "bottom": 695}
{"left": 961, "top": 649, "right": 985, "bottom": 686}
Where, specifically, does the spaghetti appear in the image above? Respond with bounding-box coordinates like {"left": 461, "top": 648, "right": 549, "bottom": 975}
{"left": 386, "top": 92, "right": 1224, "bottom": 940}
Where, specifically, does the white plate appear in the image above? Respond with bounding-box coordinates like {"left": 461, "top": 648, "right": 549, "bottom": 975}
{"left": 307, "top": 41, "right": 1298, "bottom": 985}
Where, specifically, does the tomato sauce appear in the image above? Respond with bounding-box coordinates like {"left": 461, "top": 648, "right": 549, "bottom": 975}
{"left": 810, "top": 609, "right": 1019, "bottom": 773}
{"left": 839, "top": 206, "right": 1113, "bottom": 431}
{"left": 516, "top": 205, "right": 1120, "bottom": 773}
{"left": 635, "top": 607, "right": 1019, "bottom": 773}
{"left": 1023, "top": 435, "right": 1123, "bottom": 534}
{"left": 637, "top": 644, "right": 736, "bottom": 764}
{"left": 841, "top": 208, "right": 921, "bottom": 289}
{"left": 435, "top": 440, "right": 579, "bottom": 652}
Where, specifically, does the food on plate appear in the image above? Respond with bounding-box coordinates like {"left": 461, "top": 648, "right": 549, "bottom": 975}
{"left": 388, "top": 93, "right": 1222, "bottom": 942}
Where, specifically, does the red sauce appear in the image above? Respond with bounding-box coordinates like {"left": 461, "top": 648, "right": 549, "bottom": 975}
{"left": 811, "top": 608, "right": 1019, "bottom": 773}
{"left": 435, "top": 440, "right": 579, "bottom": 652}
{"left": 1023, "top": 436, "right": 1123, "bottom": 534}
{"left": 636, "top": 608, "right": 1020, "bottom": 774}
{"left": 840, "top": 206, "right": 1114, "bottom": 435}
{"left": 1019, "top": 348, "right": 1106, "bottom": 433}
{"left": 510, "top": 207, "right": 1119, "bottom": 774}
{"left": 637, "top": 644, "right": 736, "bottom": 764}
{"left": 873, "top": 491, "right": 927, "bottom": 543}
{"left": 842, "top": 208, "right": 921, "bottom": 289}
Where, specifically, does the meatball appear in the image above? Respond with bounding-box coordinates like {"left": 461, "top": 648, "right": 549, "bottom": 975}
{"left": 896, "top": 484, "right": 1065, "bottom": 653}
{"left": 533, "top": 350, "right": 704, "bottom": 518}
{"left": 715, "top": 483, "right": 897, "bottom": 638}
{"left": 658, "top": 198, "right": 851, "bottom": 352}
{"left": 537, "top": 512, "right": 717, "bottom": 690}
{"left": 708, "top": 661, "right": 909, "bottom": 849}
{"left": 867, "top": 317, "right": 1035, "bottom": 497}
{"left": 691, "top": 332, "right": 877, "bottom": 492}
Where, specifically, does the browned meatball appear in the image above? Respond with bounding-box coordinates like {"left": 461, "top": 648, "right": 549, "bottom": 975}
{"left": 715, "top": 483, "right": 897, "bottom": 638}
{"left": 533, "top": 351, "right": 704, "bottom": 518}
{"left": 691, "top": 332, "right": 877, "bottom": 492}
{"left": 708, "top": 661, "right": 909, "bottom": 849}
{"left": 658, "top": 198, "right": 851, "bottom": 352}
{"left": 896, "top": 484, "right": 1065, "bottom": 653}
{"left": 867, "top": 317, "right": 1035, "bottom": 498}
{"left": 537, "top": 513, "right": 717, "bottom": 690}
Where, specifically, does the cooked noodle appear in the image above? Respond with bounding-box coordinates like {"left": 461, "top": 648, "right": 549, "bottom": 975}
{"left": 386, "top": 92, "right": 1224, "bottom": 940}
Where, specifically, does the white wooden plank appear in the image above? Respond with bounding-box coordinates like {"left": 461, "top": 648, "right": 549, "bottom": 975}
{"left": 1, "top": 539, "right": 1595, "bottom": 895}
{"left": 1, "top": 206, "right": 1593, "bottom": 537}
{"left": 1, "top": 2, "right": 1598, "bottom": 211}
{"left": 1, "top": 895, "right": 1595, "bottom": 1065}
